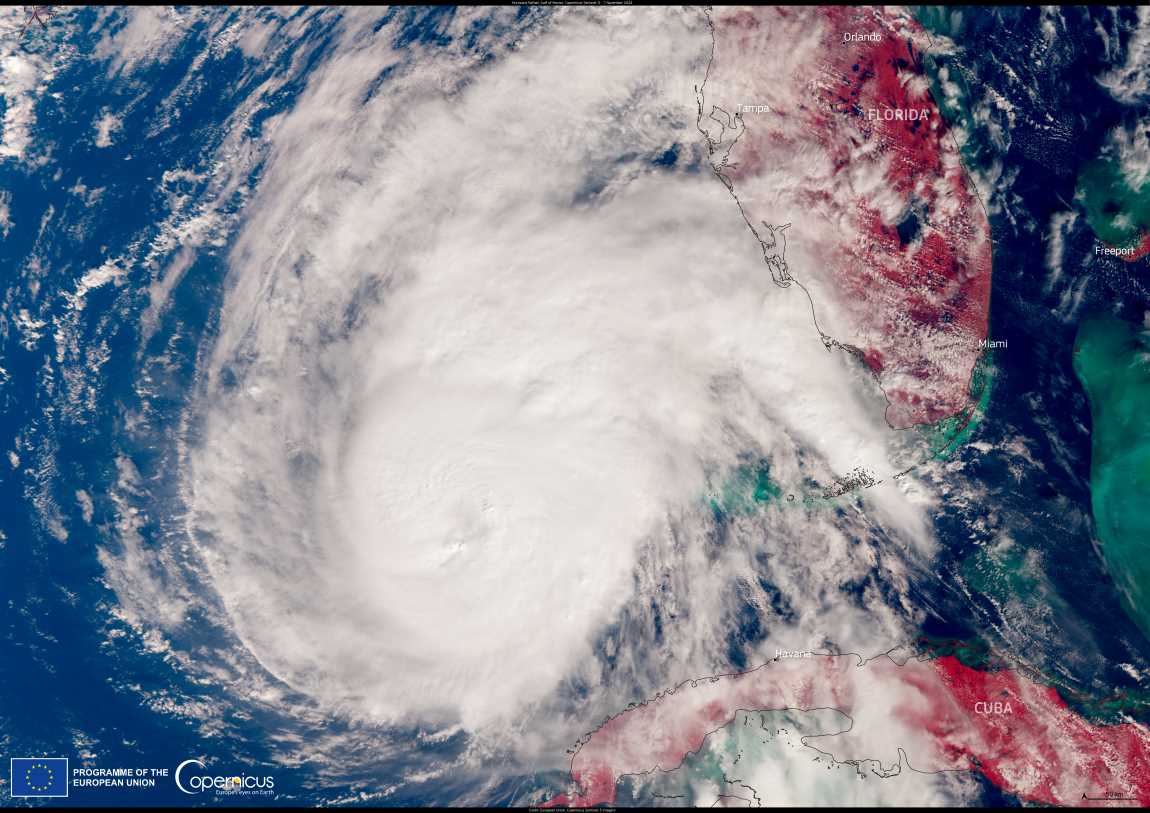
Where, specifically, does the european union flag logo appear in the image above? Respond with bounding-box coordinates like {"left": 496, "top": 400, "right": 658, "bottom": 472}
{"left": 10, "top": 758, "right": 68, "bottom": 797}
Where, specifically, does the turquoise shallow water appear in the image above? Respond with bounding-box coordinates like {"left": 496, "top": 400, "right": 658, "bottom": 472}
{"left": 6, "top": 6, "right": 1150, "bottom": 807}
{"left": 1074, "top": 316, "right": 1150, "bottom": 639}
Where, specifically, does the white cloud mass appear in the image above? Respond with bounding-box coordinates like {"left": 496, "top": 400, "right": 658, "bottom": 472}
{"left": 64, "top": 11, "right": 947, "bottom": 801}
{"left": 179, "top": 6, "right": 936, "bottom": 734}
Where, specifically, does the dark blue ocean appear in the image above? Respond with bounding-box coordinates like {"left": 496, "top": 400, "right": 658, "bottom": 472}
{"left": 1, "top": 5, "right": 1148, "bottom": 807}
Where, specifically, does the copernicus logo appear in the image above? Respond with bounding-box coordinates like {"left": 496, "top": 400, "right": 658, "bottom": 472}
{"left": 175, "top": 759, "right": 275, "bottom": 796}
{"left": 10, "top": 758, "right": 69, "bottom": 798}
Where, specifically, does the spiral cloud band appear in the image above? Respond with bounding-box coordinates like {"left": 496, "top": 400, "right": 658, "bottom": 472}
{"left": 176, "top": 7, "right": 932, "bottom": 732}
{"left": 9, "top": 5, "right": 1148, "bottom": 809}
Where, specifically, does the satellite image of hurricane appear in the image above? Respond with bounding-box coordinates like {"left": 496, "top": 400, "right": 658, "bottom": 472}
{"left": 4, "top": 4, "right": 1150, "bottom": 808}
